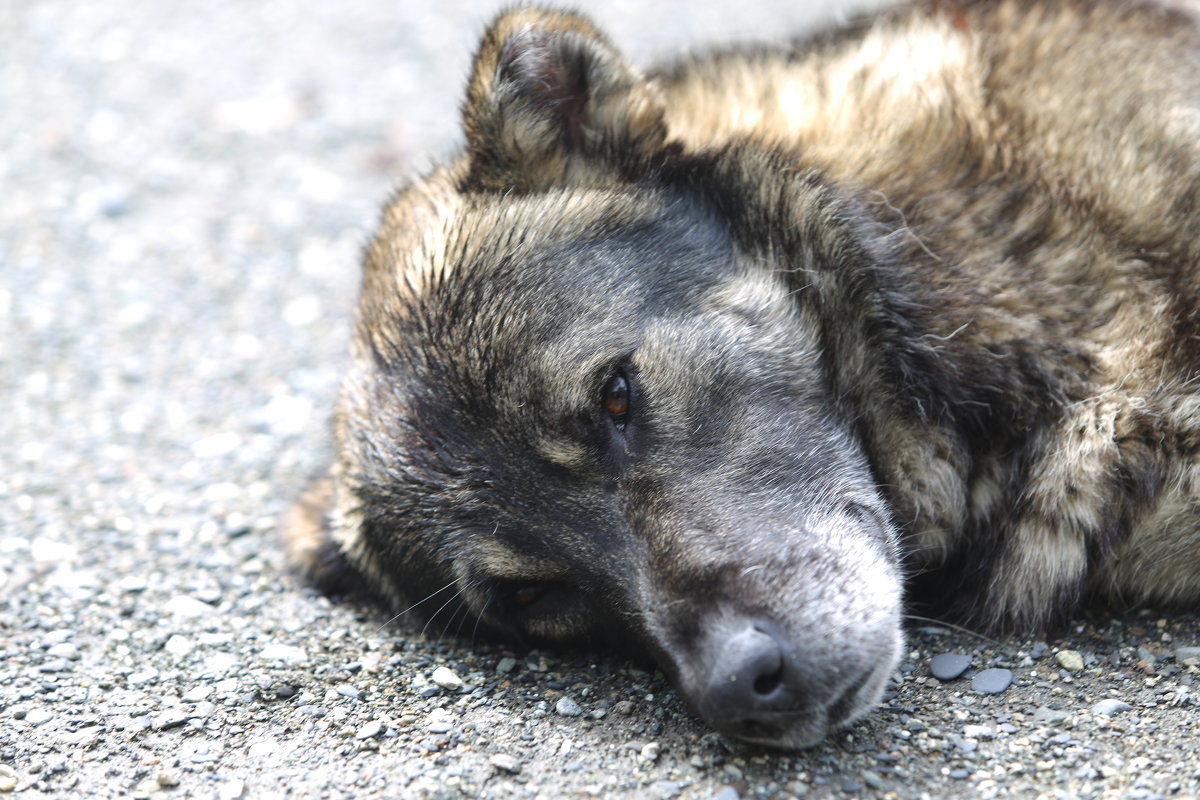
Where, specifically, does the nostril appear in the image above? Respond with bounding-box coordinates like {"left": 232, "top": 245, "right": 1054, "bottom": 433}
{"left": 752, "top": 664, "right": 783, "bottom": 697}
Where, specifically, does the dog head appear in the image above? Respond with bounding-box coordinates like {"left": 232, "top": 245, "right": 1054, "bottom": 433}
{"left": 287, "top": 8, "right": 903, "bottom": 749}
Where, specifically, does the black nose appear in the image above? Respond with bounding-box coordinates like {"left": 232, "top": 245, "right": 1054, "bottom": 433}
{"left": 697, "top": 621, "right": 794, "bottom": 727}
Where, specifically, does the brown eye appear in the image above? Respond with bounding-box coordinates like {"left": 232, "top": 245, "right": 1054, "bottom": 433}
{"left": 511, "top": 585, "right": 545, "bottom": 608}
{"left": 603, "top": 372, "right": 630, "bottom": 422}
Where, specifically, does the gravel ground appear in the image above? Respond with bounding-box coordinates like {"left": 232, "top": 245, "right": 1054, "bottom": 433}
{"left": 3, "top": 1, "right": 1200, "bottom": 798}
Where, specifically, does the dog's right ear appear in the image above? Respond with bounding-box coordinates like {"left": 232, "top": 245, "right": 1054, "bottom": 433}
{"left": 461, "top": 8, "right": 667, "bottom": 191}
{"left": 280, "top": 475, "right": 360, "bottom": 597}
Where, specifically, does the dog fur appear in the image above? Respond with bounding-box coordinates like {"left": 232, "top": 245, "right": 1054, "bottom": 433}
{"left": 283, "top": 0, "right": 1200, "bottom": 748}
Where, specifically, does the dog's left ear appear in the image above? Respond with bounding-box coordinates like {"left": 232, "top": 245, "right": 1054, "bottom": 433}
{"left": 462, "top": 8, "right": 667, "bottom": 191}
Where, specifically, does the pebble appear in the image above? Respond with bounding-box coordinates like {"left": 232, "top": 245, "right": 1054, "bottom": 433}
{"left": 128, "top": 668, "right": 159, "bottom": 685}
{"left": 1174, "top": 646, "right": 1200, "bottom": 662}
{"left": 247, "top": 741, "right": 277, "bottom": 758}
{"left": 355, "top": 720, "right": 383, "bottom": 739}
{"left": 949, "top": 769, "right": 970, "bottom": 780}
{"left": 1055, "top": 650, "right": 1085, "bottom": 672}
{"left": 260, "top": 644, "right": 308, "bottom": 664}
{"left": 46, "top": 642, "right": 79, "bottom": 660}
{"left": 0, "top": 765, "right": 15, "bottom": 792}
{"left": 25, "top": 708, "right": 53, "bottom": 726}
{"left": 164, "top": 635, "right": 194, "bottom": 657}
{"left": 1034, "top": 706, "right": 1070, "bottom": 725}
{"left": 555, "top": 696, "right": 583, "bottom": 717}
{"left": 971, "top": 668, "right": 1013, "bottom": 694}
{"left": 930, "top": 653, "right": 972, "bottom": 681}
{"left": 963, "top": 724, "right": 995, "bottom": 739}
{"left": 1092, "top": 699, "right": 1133, "bottom": 716}
{"left": 431, "top": 666, "right": 463, "bottom": 691}
{"left": 164, "top": 595, "right": 216, "bottom": 618}
{"left": 640, "top": 742, "right": 660, "bottom": 762}
{"left": 496, "top": 657, "right": 518, "bottom": 674}
{"left": 862, "top": 770, "right": 885, "bottom": 789}
{"left": 335, "top": 685, "right": 362, "bottom": 699}
{"left": 219, "top": 778, "right": 245, "bottom": 800}
{"left": 712, "top": 786, "right": 740, "bottom": 800}
{"left": 490, "top": 754, "right": 522, "bottom": 774}
{"left": 153, "top": 709, "right": 189, "bottom": 730}
{"left": 156, "top": 771, "right": 180, "bottom": 788}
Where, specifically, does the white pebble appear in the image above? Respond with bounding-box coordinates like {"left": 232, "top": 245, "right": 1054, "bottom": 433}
{"left": 431, "top": 666, "right": 463, "bottom": 691}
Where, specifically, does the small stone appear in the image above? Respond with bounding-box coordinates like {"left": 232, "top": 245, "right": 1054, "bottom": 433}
{"left": 949, "top": 769, "right": 970, "bottom": 780}
{"left": 1173, "top": 646, "right": 1200, "bottom": 662}
{"left": 46, "top": 642, "right": 79, "bottom": 660}
{"left": 431, "top": 666, "right": 463, "bottom": 691}
{"left": 164, "top": 635, "right": 193, "bottom": 657}
{"left": 119, "top": 576, "right": 148, "bottom": 593}
{"left": 260, "top": 644, "right": 308, "bottom": 665}
{"left": 0, "top": 765, "right": 17, "bottom": 792}
{"left": 25, "top": 708, "right": 53, "bottom": 726}
{"left": 356, "top": 720, "right": 383, "bottom": 739}
{"left": 156, "top": 772, "right": 180, "bottom": 788}
{"left": 428, "top": 722, "right": 453, "bottom": 734}
{"left": 963, "top": 724, "right": 994, "bottom": 739}
{"left": 219, "top": 779, "right": 245, "bottom": 800}
{"left": 612, "top": 700, "right": 634, "bottom": 716}
{"left": 652, "top": 780, "right": 683, "bottom": 798}
{"left": 1055, "top": 650, "right": 1085, "bottom": 673}
{"left": 38, "top": 659, "right": 71, "bottom": 673}
{"left": 555, "top": 696, "right": 583, "bottom": 717}
{"left": 153, "top": 709, "right": 189, "bottom": 730}
{"left": 335, "top": 685, "right": 362, "bottom": 699}
{"left": 712, "top": 786, "right": 741, "bottom": 800}
{"left": 640, "top": 741, "right": 661, "bottom": 762}
{"left": 971, "top": 668, "right": 1013, "bottom": 694}
{"left": 1091, "top": 699, "right": 1133, "bottom": 716}
{"left": 496, "top": 657, "right": 518, "bottom": 674}
{"left": 490, "top": 753, "right": 522, "bottom": 774}
{"left": 164, "top": 595, "right": 215, "bottom": 618}
{"left": 134, "top": 778, "right": 160, "bottom": 794}
{"left": 128, "top": 668, "right": 159, "bottom": 685}
{"left": 1034, "top": 705, "right": 1070, "bottom": 725}
{"left": 930, "top": 653, "right": 972, "bottom": 681}
{"left": 862, "top": 770, "right": 885, "bottom": 789}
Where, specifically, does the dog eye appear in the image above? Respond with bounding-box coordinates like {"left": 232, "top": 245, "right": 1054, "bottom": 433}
{"left": 602, "top": 372, "right": 630, "bottom": 428}
{"left": 511, "top": 585, "right": 546, "bottom": 608}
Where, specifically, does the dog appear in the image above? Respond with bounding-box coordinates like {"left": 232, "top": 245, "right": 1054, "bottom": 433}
{"left": 283, "top": 0, "right": 1200, "bottom": 748}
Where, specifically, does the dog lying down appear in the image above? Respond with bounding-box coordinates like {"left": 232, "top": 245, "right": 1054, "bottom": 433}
{"left": 284, "top": 0, "right": 1200, "bottom": 748}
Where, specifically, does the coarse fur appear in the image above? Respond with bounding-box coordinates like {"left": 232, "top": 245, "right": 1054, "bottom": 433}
{"left": 283, "top": 0, "right": 1200, "bottom": 748}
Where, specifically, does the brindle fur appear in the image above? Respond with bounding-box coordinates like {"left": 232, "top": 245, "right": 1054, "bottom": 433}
{"left": 284, "top": 0, "right": 1200, "bottom": 748}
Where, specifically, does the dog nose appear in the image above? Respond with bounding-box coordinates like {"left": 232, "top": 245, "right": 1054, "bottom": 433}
{"left": 696, "top": 621, "right": 794, "bottom": 727}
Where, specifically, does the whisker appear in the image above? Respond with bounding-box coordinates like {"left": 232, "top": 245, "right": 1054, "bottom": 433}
{"left": 374, "top": 578, "right": 460, "bottom": 633}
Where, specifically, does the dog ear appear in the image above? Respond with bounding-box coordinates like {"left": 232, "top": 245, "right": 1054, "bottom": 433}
{"left": 462, "top": 8, "right": 667, "bottom": 191}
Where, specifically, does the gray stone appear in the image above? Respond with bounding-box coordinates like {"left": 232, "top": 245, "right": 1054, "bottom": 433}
{"left": 152, "top": 709, "right": 189, "bottom": 730}
{"left": 25, "top": 708, "right": 53, "bottom": 726}
{"left": 930, "top": 653, "right": 972, "bottom": 681}
{"left": 1092, "top": 699, "right": 1132, "bottom": 716}
{"left": 970, "top": 668, "right": 1013, "bottom": 694}
{"left": 490, "top": 753, "right": 522, "bottom": 774}
{"left": 355, "top": 720, "right": 383, "bottom": 739}
{"left": 555, "top": 696, "right": 583, "bottom": 717}
{"left": 1034, "top": 706, "right": 1070, "bottom": 725}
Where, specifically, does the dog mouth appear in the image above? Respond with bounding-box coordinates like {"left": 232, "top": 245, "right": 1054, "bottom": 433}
{"left": 699, "top": 648, "right": 890, "bottom": 748}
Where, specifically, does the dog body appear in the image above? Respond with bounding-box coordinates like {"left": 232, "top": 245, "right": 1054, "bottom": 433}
{"left": 286, "top": 0, "right": 1200, "bottom": 747}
